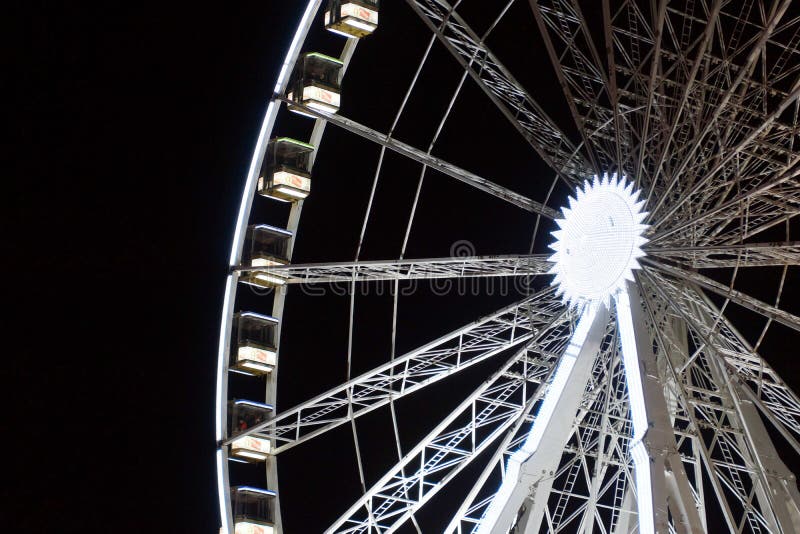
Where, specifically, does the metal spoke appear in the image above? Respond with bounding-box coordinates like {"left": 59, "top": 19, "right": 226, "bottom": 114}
{"left": 644, "top": 0, "right": 723, "bottom": 204}
{"left": 530, "top": 0, "right": 609, "bottom": 174}
{"left": 277, "top": 97, "right": 557, "bottom": 217}
{"left": 654, "top": 276, "right": 800, "bottom": 455}
{"left": 326, "top": 309, "right": 575, "bottom": 533}
{"left": 235, "top": 254, "right": 552, "bottom": 283}
{"left": 644, "top": 260, "right": 800, "bottom": 334}
{"left": 450, "top": 320, "right": 633, "bottom": 533}
{"left": 646, "top": 0, "right": 794, "bottom": 223}
{"left": 226, "top": 289, "right": 563, "bottom": 453}
{"left": 649, "top": 166, "right": 800, "bottom": 246}
{"left": 651, "top": 83, "right": 800, "bottom": 232}
{"left": 618, "top": 0, "right": 667, "bottom": 186}
{"left": 405, "top": 0, "right": 592, "bottom": 184}
{"left": 647, "top": 241, "right": 800, "bottom": 268}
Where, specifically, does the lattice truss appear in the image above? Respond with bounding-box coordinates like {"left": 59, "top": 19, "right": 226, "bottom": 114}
{"left": 221, "top": 0, "right": 800, "bottom": 532}
{"left": 449, "top": 319, "right": 638, "bottom": 534}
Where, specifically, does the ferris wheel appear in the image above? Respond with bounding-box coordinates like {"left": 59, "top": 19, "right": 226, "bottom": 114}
{"left": 215, "top": 1, "right": 800, "bottom": 532}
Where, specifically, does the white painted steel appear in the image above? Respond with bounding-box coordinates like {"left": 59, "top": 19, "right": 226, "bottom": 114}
{"left": 217, "top": 2, "right": 800, "bottom": 532}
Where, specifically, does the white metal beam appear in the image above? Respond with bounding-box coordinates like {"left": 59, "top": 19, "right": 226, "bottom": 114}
{"left": 404, "top": 0, "right": 592, "bottom": 185}
{"left": 226, "top": 289, "right": 561, "bottom": 452}
{"left": 325, "top": 307, "right": 576, "bottom": 533}
{"left": 235, "top": 255, "right": 552, "bottom": 284}
{"left": 616, "top": 281, "right": 705, "bottom": 534}
{"left": 645, "top": 261, "right": 800, "bottom": 334}
{"left": 642, "top": 271, "right": 796, "bottom": 531}
{"left": 477, "top": 303, "right": 611, "bottom": 533}
{"left": 276, "top": 96, "right": 558, "bottom": 217}
{"left": 647, "top": 241, "right": 800, "bottom": 269}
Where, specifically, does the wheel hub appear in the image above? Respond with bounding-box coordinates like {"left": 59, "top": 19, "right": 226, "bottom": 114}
{"left": 548, "top": 174, "right": 648, "bottom": 308}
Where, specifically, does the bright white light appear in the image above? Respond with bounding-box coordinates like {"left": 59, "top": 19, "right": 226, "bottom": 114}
{"left": 216, "top": 276, "right": 235, "bottom": 441}
{"left": 239, "top": 312, "right": 278, "bottom": 322}
{"left": 615, "top": 290, "right": 648, "bottom": 437}
{"left": 216, "top": 449, "right": 231, "bottom": 534}
{"left": 231, "top": 436, "right": 272, "bottom": 460}
{"left": 233, "top": 449, "right": 269, "bottom": 461}
{"left": 230, "top": 102, "right": 276, "bottom": 267}
{"left": 549, "top": 174, "right": 647, "bottom": 308}
{"left": 273, "top": 185, "right": 309, "bottom": 199}
{"left": 252, "top": 224, "right": 292, "bottom": 236}
{"left": 343, "top": 18, "right": 377, "bottom": 32}
{"left": 631, "top": 441, "right": 654, "bottom": 534}
{"left": 306, "top": 100, "right": 340, "bottom": 114}
{"left": 240, "top": 360, "right": 274, "bottom": 373}
{"left": 286, "top": 105, "right": 318, "bottom": 119}
{"left": 326, "top": 27, "right": 357, "bottom": 39}
{"left": 230, "top": 0, "right": 318, "bottom": 266}
{"left": 252, "top": 273, "right": 287, "bottom": 287}
{"left": 234, "top": 399, "right": 274, "bottom": 410}
{"left": 251, "top": 258, "right": 285, "bottom": 268}
{"left": 250, "top": 258, "right": 287, "bottom": 270}
{"left": 274, "top": 0, "right": 318, "bottom": 92}
{"left": 235, "top": 486, "right": 277, "bottom": 497}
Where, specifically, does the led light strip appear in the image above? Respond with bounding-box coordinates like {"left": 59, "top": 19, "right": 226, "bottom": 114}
{"left": 216, "top": 449, "right": 232, "bottom": 534}
{"left": 216, "top": 275, "right": 236, "bottom": 442}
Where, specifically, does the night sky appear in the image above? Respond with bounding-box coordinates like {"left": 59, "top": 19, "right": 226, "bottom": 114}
{"left": 12, "top": 2, "right": 800, "bottom": 532}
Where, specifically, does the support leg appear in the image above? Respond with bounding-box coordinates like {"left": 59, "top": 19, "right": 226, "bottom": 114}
{"left": 616, "top": 282, "right": 704, "bottom": 534}
{"left": 477, "top": 304, "right": 611, "bottom": 534}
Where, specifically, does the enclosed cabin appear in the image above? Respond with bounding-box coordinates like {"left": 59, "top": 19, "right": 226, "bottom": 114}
{"left": 229, "top": 399, "right": 273, "bottom": 462}
{"left": 287, "top": 52, "right": 344, "bottom": 116}
{"left": 258, "top": 138, "right": 314, "bottom": 201}
{"left": 242, "top": 224, "right": 292, "bottom": 287}
{"left": 325, "top": 0, "right": 379, "bottom": 38}
{"left": 230, "top": 399, "right": 273, "bottom": 434}
{"left": 232, "top": 486, "right": 277, "bottom": 533}
{"left": 230, "top": 312, "right": 279, "bottom": 376}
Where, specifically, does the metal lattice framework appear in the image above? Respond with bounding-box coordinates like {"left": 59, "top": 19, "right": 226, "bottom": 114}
{"left": 215, "top": 1, "right": 800, "bottom": 533}
{"left": 234, "top": 255, "right": 552, "bottom": 284}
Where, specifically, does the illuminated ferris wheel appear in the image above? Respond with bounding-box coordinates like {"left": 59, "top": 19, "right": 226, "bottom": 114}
{"left": 216, "top": 1, "right": 800, "bottom": 532}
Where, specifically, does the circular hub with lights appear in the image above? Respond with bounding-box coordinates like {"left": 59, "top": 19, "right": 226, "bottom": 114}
{"left": 548, "top": 174, "right": 648, "bottom": 308}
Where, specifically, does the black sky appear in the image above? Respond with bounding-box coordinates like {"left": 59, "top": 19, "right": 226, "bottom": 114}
{"left": 13, "top": 3, "right": 305, "bottom": 531}
{"left": 12, "top": 2, "right": 800, "bottom": 532}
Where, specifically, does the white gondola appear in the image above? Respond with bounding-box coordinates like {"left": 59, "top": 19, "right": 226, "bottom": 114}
{"left": 287, "top": 52, "right": 344, "bottom": 116}
{"left": 324, "top": 0, "right": 379, "bottom": 38}
{"left": 232, "top": 486, "right": 277, "bottom": 534}
{"left": 230, "top": 400, "right": 274, "bottom": 435}
{"left": 241, "top": 225, "right": 292, "bottom": 288}
{"left": 230, "top": 312, "right": 279, "bottom": 376}
{"left": 257, "top": 137, "right": 314, "bottom": 201}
